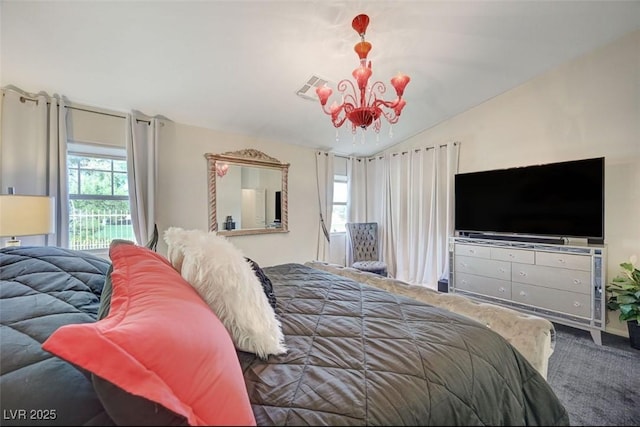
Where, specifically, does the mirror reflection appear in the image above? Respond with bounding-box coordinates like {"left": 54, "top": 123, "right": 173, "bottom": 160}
{"left": 216, "top": 165, "right": 283, "bottom": 231}
{"left": 205, "top": 149, "right": 289, "bottom": 236}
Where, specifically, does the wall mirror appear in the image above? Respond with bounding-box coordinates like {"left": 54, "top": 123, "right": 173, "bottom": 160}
{"left": 205, "top": 149, "right": 289, "bottom": 236}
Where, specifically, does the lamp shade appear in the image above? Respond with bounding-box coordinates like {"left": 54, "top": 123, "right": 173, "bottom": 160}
{"left": 0, "top": 195, "right": 56, "bottom": 237}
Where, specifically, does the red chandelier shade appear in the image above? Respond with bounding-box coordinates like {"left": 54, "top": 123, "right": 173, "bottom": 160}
{"left": 351, "top": 14, "right": 370, "bottom": 35}
{"left": 352, "top": 65, "right": 372, "bottom": 90}
{"left": 391, "top": 73, "right": 410, "bottom": 97}
{"left": 316, "top": 13, "right": 410, "bottom": 135}
{"left": 354, "top": 41, "right": 372, "bottom": 60}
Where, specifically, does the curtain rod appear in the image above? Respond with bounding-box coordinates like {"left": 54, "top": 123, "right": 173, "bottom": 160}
{"left": 322, "top": 141, "right": 459, "bottom": 161}
{"left": 3, "top": 88, "right": 152, "bottom": 124}
{"left": 67, "top": 104, "right": 152, "bottom": 124}
{"left": 368, "top": 142, "right": 460, "bottom": 161}
{"left": 317, "top": 152, "right": 350, "bottom": 160}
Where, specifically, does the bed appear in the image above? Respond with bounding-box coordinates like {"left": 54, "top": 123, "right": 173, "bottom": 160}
{"left": 0, "top": 245, "right": 570, "bottom": 426}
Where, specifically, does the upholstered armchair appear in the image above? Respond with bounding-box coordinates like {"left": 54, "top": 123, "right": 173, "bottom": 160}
{"left": 345, "top": 222, "right": 388, "bottom": 277}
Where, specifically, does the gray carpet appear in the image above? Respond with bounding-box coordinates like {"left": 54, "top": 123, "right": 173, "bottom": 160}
{"left": 547, "top": 323, "right": 640, "bottom": 426}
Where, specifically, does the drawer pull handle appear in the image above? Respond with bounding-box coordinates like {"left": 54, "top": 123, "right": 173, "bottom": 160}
{"left": 509, "top": 253, "right": 515, "bottom": 258}
{"left": 573, "top": 302, "right": 581, "bottom": 307}
{"left": 461, "top": 280, "right": 467, "bottom": 284}
{"left": 519, "top": 271, "right": 527, "bottom": 277}
{"left": 573, "top": 279, "right": 582, "bottom": 285}
{"left": 519, "top": 291, "right": 527, "bottom": 297}
{"left": 469, "top": 250, "right": 475, "bottom": 254}
{"left": 499, "top": 268, "right": 506, "bottom": 273}
{"left": 558, "top": 258, "right": 566, "bottom": 264}
{"left": 498, "top": 287, "right": 505, "bottom": 293}
{"left": 462, "top": 262, "right": 467, "bottom": 267}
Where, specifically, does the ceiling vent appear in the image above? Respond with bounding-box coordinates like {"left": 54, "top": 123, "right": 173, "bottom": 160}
{"left": 296, "top": 75, "right": 330, "bottom": 101}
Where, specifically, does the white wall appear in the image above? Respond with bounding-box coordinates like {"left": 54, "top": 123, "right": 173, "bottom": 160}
{"left": 156, "top": 122, "right": 319, "bottom": 267}
{"left": 381, "top": 30, "right": 640, "bottom": 336}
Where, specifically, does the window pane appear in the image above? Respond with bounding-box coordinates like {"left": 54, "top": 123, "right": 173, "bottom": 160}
{"left": 331, "top": 204, "right": 347, "bottom": 233}
{"left": 77, "top": 156, "right": 92, "bottom": 168}
{"left": 113, "top": 172, "right": 128, "bottom": 196}
{"left": 84, "top": 157, "right": 112, "bottom": 171}
{"left": 68, "top": 169, "right": 79, "bottom": 195}
{"left": 333, "top": 181, "right": 348, "bottom": 203}
{"left": 80, "top": 170, "right": 112, "bottom": 195}
{"left": 67, "top": 152, "right": 131, "bottom": 250}
{"left": 69, "top": 199, "right": 134, "bottom": 251}
{"left": 113, "top": 159, "right": 127, "bottom": 172}
{"left": 68, "top": 155, "right": 82, "bottom": 168}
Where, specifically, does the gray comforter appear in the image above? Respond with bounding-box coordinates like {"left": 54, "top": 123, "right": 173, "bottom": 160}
{"left": 0, "top": 246, "right": 114, "bottom": 426}
{"left": 1, "top": 248, "right": 568, "bottom": 426}
{"left": 239, "top": 263, "right": 569, "bottom": 426}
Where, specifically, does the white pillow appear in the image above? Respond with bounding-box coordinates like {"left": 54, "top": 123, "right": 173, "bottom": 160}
{"left": 163, "top": 227, "right": 201, "bottom": 272}
{"left": 163, "top": 227, "right": 287, "bottom": 359}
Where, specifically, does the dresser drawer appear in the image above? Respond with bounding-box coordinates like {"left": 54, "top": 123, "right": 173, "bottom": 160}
{"left": 455, "top": 244, "right": 491, "bottom": 259}
{"left": 455, "top": 272, "right": 511, "bottom": 299}
{"left": 511, "top": 263, "right": 591, "bottom": 295}
{"left": 535, "top": 251, "right": 591, "bottom": 271}
{"left": 491, "top": 247, "right": 535, "bottom": 264}
{"left": 512, "top": 282, "right": 591, "bottom": 318}
{"left": 455, "top": 255, "right": 511, "bottom": 281}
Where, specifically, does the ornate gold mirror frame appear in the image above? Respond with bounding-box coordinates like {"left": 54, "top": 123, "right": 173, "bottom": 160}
{"left": 205, "top": 149, "right": 289, "bottom": 236}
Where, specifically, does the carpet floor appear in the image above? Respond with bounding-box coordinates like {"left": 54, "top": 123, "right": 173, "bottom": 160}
{"left": 547, "top": 323, "right": 640, "bottom": 426}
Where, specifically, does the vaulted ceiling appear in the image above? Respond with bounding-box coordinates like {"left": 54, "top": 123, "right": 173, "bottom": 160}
{"left": 2, "top": 1, "right": 639, "bottom": 156}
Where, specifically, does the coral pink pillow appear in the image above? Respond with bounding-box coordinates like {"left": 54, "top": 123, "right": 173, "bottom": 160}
{"left": 42, "top": 243, "right": 256, "bottom": 427}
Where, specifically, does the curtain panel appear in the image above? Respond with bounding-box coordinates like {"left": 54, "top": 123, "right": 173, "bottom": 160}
{"left": 126, "top": 113, "right": 158, "bottom": 246}
{"left": 347, "top": 143, "right": 459, "bottom": 287}
{"left": 388, "top": 143, "right": 459, "bottom": 286}
{"left": 315, "top": 151, "right": 334, "bottom": 261}
{"left": 0, "top": 87, "right": 69, "bottom": 247}
{"left": 345, "top": 156, "right": 367, "bottom": 267}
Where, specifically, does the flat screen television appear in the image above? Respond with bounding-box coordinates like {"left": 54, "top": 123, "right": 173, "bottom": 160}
{"left": 275, "top": 191, "right": 282, "bottom": 223}
{"left": 454, "top": 157, "right": 604, "bottom": 243}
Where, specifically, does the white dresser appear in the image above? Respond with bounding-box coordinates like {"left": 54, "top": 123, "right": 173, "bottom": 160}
{"left": 449, "top": 237, "right": 606, "bottom": 344}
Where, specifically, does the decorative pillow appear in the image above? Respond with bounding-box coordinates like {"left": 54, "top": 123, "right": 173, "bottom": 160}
{"left": 165, "top": 227, "right": 286, "bottom": 359}
{"left": 245, "top": 257, "right": 277, "bottom": 310}
{"left": 91, "top": 375, "right": 187, "bottom": 426}
{"left": 96, "top": 264, "right": 113, "bottom": 320}
{"left": 97, "top": 239, "right": 152, "bottom": 320}
{"left": 164, "top": 227, "right": 203, "bottom": 273}
{"left": 42, "top": 242, "right": 256, "bottom": 427}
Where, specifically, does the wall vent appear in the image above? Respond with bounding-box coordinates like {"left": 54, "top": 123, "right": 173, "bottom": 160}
{"left": 296, "top": 75, "right": 331, "bottom": 101}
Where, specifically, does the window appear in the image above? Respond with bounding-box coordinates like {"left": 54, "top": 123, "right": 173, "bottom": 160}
{"left": 331, "top": 175, "right": 347, "bottom": 233}
{"left": 67, "top": 151, "right": 134, "bottom": 250}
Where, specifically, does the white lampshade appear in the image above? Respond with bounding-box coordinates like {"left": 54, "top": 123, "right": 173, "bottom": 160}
{"left": 0, "top": 195, "right": 56, "bottom": 238}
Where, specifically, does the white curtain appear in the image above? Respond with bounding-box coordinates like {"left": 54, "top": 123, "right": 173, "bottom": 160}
{"left": 366, "top": 156, "right": 393, "bottom": 273}
{"left": 315, "top": 151, "right": 334, "bottom": 261}
{"left": 126, "top": 113, "right": 158, "bottom": 246}
{"left": 0, "top": 86, "right": 69, "bottom": 247}
{"left": 345, "top": 156, "right": 367, "bottom": 266}
{"left": 436, "top": 143, "right": 461, "bottom": 283}
{"left": 382, "top": 143, "right": 460, "bottom": 286}
{"left": 346, "top": 157, "right": 367, "bottom": 223}
{"left": 49, "top": 96, "right": 70, "bottom": 248}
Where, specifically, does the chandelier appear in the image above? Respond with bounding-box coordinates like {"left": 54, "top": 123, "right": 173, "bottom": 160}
{"left": 216, "top": 163, "right": 229, "bottom": 177}
{"left": 316, "top": 14, "right": 410, "bottom": 136}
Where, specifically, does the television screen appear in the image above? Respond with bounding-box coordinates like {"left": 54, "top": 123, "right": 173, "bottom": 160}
{"left": 275, "top": 191, "right": 281, "bottom": 222}
{"left": 454, "top": 157, "right": 604, "bottom": 240}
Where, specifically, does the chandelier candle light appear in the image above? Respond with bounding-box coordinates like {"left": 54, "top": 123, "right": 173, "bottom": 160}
{"left": 316, "top": 14, "right": 410, "bottom": 139}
